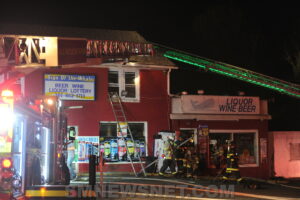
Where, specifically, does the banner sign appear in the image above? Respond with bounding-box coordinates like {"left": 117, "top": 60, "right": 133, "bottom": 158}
{"left": 44, "top": 74, "right": 95, "bottom": 100}
{"left": 198, "top": 125, "right": 209, "bottom": 136}
{"left": 181, "top": 95, "right": 260, "bottom": 114}
{"left": 76, "top": 136, "right": 99, "bottom": 163}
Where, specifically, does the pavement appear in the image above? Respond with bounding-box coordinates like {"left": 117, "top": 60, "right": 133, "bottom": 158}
{"left": 69, "top": 173, "right": 300, "bottom": 199}
{"left": 74, "top": 172, "right": 300, "bottom": 188}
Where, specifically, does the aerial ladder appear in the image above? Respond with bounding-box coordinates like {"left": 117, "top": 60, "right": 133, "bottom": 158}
{"left": 153, "top": 43, "right": 300, "bottom": 99}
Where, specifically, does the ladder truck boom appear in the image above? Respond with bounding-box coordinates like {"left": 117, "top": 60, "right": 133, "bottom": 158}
{"left": 153, "top": 43, "right": 300, "bottom": 98}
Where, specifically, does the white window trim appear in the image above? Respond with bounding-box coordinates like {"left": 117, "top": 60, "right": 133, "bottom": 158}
{"left": 209, "top": 129, "right": 259, "bottom": 167}
{"left": 109, "top": 67, "right": 140, "bottom": 102}
{"left": 99, "top": 121, "right": 148, "bottom": 156}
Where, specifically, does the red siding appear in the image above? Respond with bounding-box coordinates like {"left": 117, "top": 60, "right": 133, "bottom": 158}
{"left": 171, "top": 119, "right": 270, "bottom": 179}
{"left": 25, "top": 67, "right": 170, "bottom": 173}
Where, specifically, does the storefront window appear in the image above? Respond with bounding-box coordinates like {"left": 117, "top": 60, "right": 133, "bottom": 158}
{"left": 99, "top": 122, "right": 146, "bottom": 162}
{"left": 209, "top": 133, "right": 230, "bottom": 169}
{"left": 234, "top": 133, "right": 256, "bottom": 165}
{"left": 209, "top": 131, "right": 258, "bottom": 167}
{"left": 100, "top": 123, "right": 117, "bottom": 137}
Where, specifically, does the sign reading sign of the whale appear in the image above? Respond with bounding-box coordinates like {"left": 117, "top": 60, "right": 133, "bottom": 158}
{"left": 44, "top": 74, "right": 95, "bottom": 100}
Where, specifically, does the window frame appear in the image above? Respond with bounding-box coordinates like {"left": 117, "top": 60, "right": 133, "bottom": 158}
{"left": 179, "top": 128, "right": 198, "bottom": 145}
{"left": 99, "top": 121, "right": 148, "bottom": 156}
{"left": 209, "top": 129, "right": 259, "bottom": 167}
{"left": 108, "top": 67, "right": 140, "bottom": 102}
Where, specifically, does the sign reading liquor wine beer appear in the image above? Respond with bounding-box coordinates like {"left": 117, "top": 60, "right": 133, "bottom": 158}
{"left": 44, "top": 74, "right": 95, "bottom": 100}
{"left": 181, "top": 95, "right": 260, "bottom": 114}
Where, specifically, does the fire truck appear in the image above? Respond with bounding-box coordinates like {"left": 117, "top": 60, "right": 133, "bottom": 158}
{"left": 0, "top": 89, "right": 69, "bottom": 199}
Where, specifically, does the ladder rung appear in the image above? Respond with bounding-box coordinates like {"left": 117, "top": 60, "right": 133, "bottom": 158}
{"left": 108, "top": 92, "right": 146, "bottom": 177}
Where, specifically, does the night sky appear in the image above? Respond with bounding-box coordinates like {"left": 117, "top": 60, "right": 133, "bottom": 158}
{"left": 1, "top": 1, "right": 300, "bottom": 130}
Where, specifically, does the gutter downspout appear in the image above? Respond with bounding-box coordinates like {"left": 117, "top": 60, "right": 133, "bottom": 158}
{"left": 167, "top": 68, "right": 175, "bottom": 130}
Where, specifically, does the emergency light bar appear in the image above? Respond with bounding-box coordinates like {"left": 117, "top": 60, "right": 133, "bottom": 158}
{"left": 2, "top": 158, "right": 12, "bottom": 168}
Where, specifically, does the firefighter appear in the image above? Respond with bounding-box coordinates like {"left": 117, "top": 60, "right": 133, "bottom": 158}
{"left": 185, "top": 147, "right": 193, "bottom": 178}
{"left": 191, "top": 152, "right": 200, "bottom": 178}
{"left": 159, "top": 136, "right": 177, "bottom": 176}
{"left": 222, "top": 140, "right": 242, "bottom": 182}
{"left": 174, "top": 136, "right": 185, "bottom": 177}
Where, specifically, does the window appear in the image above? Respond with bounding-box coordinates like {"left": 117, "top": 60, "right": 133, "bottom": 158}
{"left": 100, "top": 122, "right": 145, "bottom": 139}
{"left": 290, "top": 143, "right": 300, "bottom": 160}
{"left": 99, "top": 122, "right": 147, "bottom": 162}
{"left": 209, "top": 130, "right": 258, "bottom": 167}
{"left": 108, "top": 68, "right": 139, "bottom": 101}
{"left": 108, "top": 71, "right": 119, "bottom": 95}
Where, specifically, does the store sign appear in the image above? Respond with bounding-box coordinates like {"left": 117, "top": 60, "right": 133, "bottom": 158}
{"left": 58, "top": 39, "right": 87, "bottom": 65}
{"left": 44, "top": 74, "right": 95, "bottom": 100}
{"left": 76, "top": 136, "right": 99, "bottom": 163}
{"left": 181, "top": 95, "right": 260, "bottom": 114}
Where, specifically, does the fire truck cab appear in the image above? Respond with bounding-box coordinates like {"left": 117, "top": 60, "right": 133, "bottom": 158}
{"left": 0, "top": 89, "right": 69, "bottom": 199}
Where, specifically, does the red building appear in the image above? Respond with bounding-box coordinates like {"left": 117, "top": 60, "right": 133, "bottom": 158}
{"left": 0, "top": 24, "right": 177, "bottom": 175}
{"left": 170, "top": 95, "right": 271, "bottom": 179}
{"left": 0, "top": 24, "right": 279, "bottom": 180}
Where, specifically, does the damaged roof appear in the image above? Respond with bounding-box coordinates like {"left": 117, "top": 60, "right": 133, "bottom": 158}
{"left": 0, "top": 23, "right": 147, "bottom": 43}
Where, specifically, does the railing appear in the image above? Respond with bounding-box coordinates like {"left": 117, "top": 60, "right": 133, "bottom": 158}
{"left": 0, "top": 36, "right": 45, "bottom": 67}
